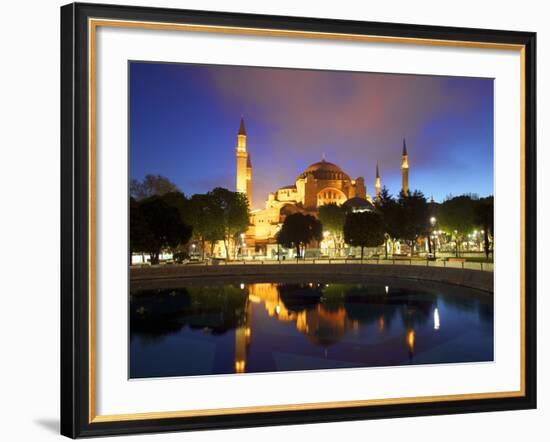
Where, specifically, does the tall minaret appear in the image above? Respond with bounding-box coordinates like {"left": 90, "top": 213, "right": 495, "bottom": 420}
{"left": 246, "top": 153, "right": 252, "bottom": 206}
{"left": 401, "top": 138, "right": 409, "bottom": 196}
{"left": 375, "top": 162, "right": 381, "bottom": 203}
{"left": 235, "top": 117, "right": 252, "bottom": 205}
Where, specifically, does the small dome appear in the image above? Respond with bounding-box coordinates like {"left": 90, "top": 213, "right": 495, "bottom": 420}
{"left": 299, "top": 159, "right": 351, "bottom": 181}
{"left": 343, "top": 197, "right": 375, "bottom": 212}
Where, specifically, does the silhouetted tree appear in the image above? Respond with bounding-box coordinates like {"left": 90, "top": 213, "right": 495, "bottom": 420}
{"left": 130, "top": 175, "right": 180, "bottom": 200}
{"left": 396, "top": 190, "right": 430, "bottom": 255}
{"left": 159, "top": 191, "right": 187, "bottom": 217}
{"left": 137, "top": 196, "right": 192, "bottom": 264}
{"left": 437, "top": 194, "right": 478, "bottom": 257}
{"left": 130, "top": 197, "right": 154, "bottom": 263}
{"left": 343, "top": 211, "right": 385, "bottom": 262}
{"left": 474, "top": 196, "right": 494, "bottom": 260}
{"left": 159, "top": 191, "right": 197, "bottom": 260}
{"left": 377, "top": 186, "right": 400, "bottom": 258}
{"left": 186, "top": 193, "right": 225, "bottom": 259}
{"left": 276, "top": 213, "right": 323, "bottom": 261}
{"left": 209, "top": 187, "right": 249, "bottom": 259}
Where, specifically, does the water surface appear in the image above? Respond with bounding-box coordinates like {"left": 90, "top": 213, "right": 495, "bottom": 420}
{"left": 130, "top": 280, "right": 493, "bottom": 378}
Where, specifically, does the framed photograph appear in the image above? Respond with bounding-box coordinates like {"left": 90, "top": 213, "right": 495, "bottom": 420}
{"left": 60, "top": 2, "right": 537, "bottom": 438}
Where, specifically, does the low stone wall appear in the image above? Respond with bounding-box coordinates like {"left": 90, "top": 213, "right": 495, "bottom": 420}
{"left": 131, "top": 263, "right": 493, "bottom": 293}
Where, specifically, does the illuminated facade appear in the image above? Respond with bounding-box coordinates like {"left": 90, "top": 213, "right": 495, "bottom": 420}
{"left": 235, "top": 119, "right": 411, "bottom": 254}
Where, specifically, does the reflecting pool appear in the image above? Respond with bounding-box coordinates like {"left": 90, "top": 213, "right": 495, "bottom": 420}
{"left": 129, "top": 280, "right": 493, "bottom": 378}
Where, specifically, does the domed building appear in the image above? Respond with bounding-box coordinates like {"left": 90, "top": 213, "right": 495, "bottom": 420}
{"left": 264, "top": 158, "right": 368, "bottom": 211}
{"left": 232, "top": 118, "right": 410, "bottom": 256}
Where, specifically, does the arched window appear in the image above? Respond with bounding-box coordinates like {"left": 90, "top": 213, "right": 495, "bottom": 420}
{"left": 317, "top": 187, "right": 346, "bottom": 206}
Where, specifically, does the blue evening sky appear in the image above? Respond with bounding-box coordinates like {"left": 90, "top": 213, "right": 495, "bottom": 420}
{"left": 129, "top": 61, "right": 493, "bottom": 208}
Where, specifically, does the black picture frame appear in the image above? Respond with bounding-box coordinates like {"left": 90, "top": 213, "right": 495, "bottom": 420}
{"left": 61, "top": 2, "right": 537, "bottom": 438}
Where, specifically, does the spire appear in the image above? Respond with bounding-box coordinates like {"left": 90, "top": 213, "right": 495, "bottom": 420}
{"left": 401, "top": 138, "right": 409, "bottom": 195}
{"left": 238, "top": 116, "right": 246, "bottom": 136}
{"left": 321, "top": 153, "right": 326, "bottom": 162}
{"left": 246, "top": 153, "right": 252, "bottom": 168}
{"left": 375, "top": 162, "right": 381, "bottom": 203}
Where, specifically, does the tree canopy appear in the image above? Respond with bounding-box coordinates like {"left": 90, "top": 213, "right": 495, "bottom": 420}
{"left": 437, "top": 194, "right": 478, "bottom": 256}
{"left": 185, "top": 193, "right": 225, "bottom": 258}
{"left": 209, "top": 187, "right": 250, "bottom": 259}
{"left": 396, "top": 190, "right": 430, "bottom": 253}
{"left": 318, "top": 203, "right": 345, "bottom": 235}
{"left": 376, "top": 187, "right": 401, "bottom": 258}
{"left": 130, "top": 174, "right": 180, "bottom": 200}
{"left": 276, "top": 213, "right": 323, "bottom": 261}
{"left": 474, "top": 196, "right": 494, "bottom": 259}
{"left": 343, "top": 211, "right": 385, "bottom": 261}
{"left": 130, "top": 197, "right": 154, "bottom": 259}
{"left": 129, "top": 185, "right": 249, "bottom": 262}
{"left": 131, "top": 195, "right": 192, "bottom": 264}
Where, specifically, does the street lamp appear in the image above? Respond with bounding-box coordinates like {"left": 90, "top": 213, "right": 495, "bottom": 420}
{"left": 429, "top": 217, "right": 437, "bottom": 260}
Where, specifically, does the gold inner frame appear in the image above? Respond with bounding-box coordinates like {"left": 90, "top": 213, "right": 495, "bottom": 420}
{"left": 87, "top": 18, "right": 527, "bottom": 424}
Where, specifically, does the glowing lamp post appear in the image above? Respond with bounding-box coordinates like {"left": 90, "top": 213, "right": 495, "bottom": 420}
{"left": 429, "top": 216, "right": 437, "bottom": 259}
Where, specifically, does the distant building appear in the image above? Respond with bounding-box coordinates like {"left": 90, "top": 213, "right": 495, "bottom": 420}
{"left": 234, "top": 118, "right": 411, "bottom": 256}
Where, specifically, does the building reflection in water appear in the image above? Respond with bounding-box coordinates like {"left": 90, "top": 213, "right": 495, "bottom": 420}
{"left": 234, "top": 301, "right": 252, "bottom": 373}
{"left": 129, "top": 281, "right": 493, "bottom": 378}
{"left": 406, "top": 328, "right": 415, "bottom": 360}
{"left": 378, "top": 316, "right": 385, "bottom": 333}
{"left": 248, "top": 283, "right": 354, "bottom": 346}
{"left": 234, "top": 282, "right": 419, "bottom": 373}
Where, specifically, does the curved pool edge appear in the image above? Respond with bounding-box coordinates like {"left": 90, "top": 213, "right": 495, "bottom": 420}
{"left": 130, "top": 263, "right": 493, "bottom": 293}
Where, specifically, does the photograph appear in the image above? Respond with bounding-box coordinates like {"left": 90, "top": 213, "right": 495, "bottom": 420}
{"left": 128, "top": 62, "right": 495, "bottom": 378}
{"left": 0, "top": 0, "right": 542, "bottom": 439}
{"left": 53, "top": 1, "right": 537, "bottom": 438}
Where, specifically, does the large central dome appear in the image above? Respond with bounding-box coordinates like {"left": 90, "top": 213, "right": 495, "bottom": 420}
{"left": 299, "top": 159, "right": 351, "bottom": 181}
